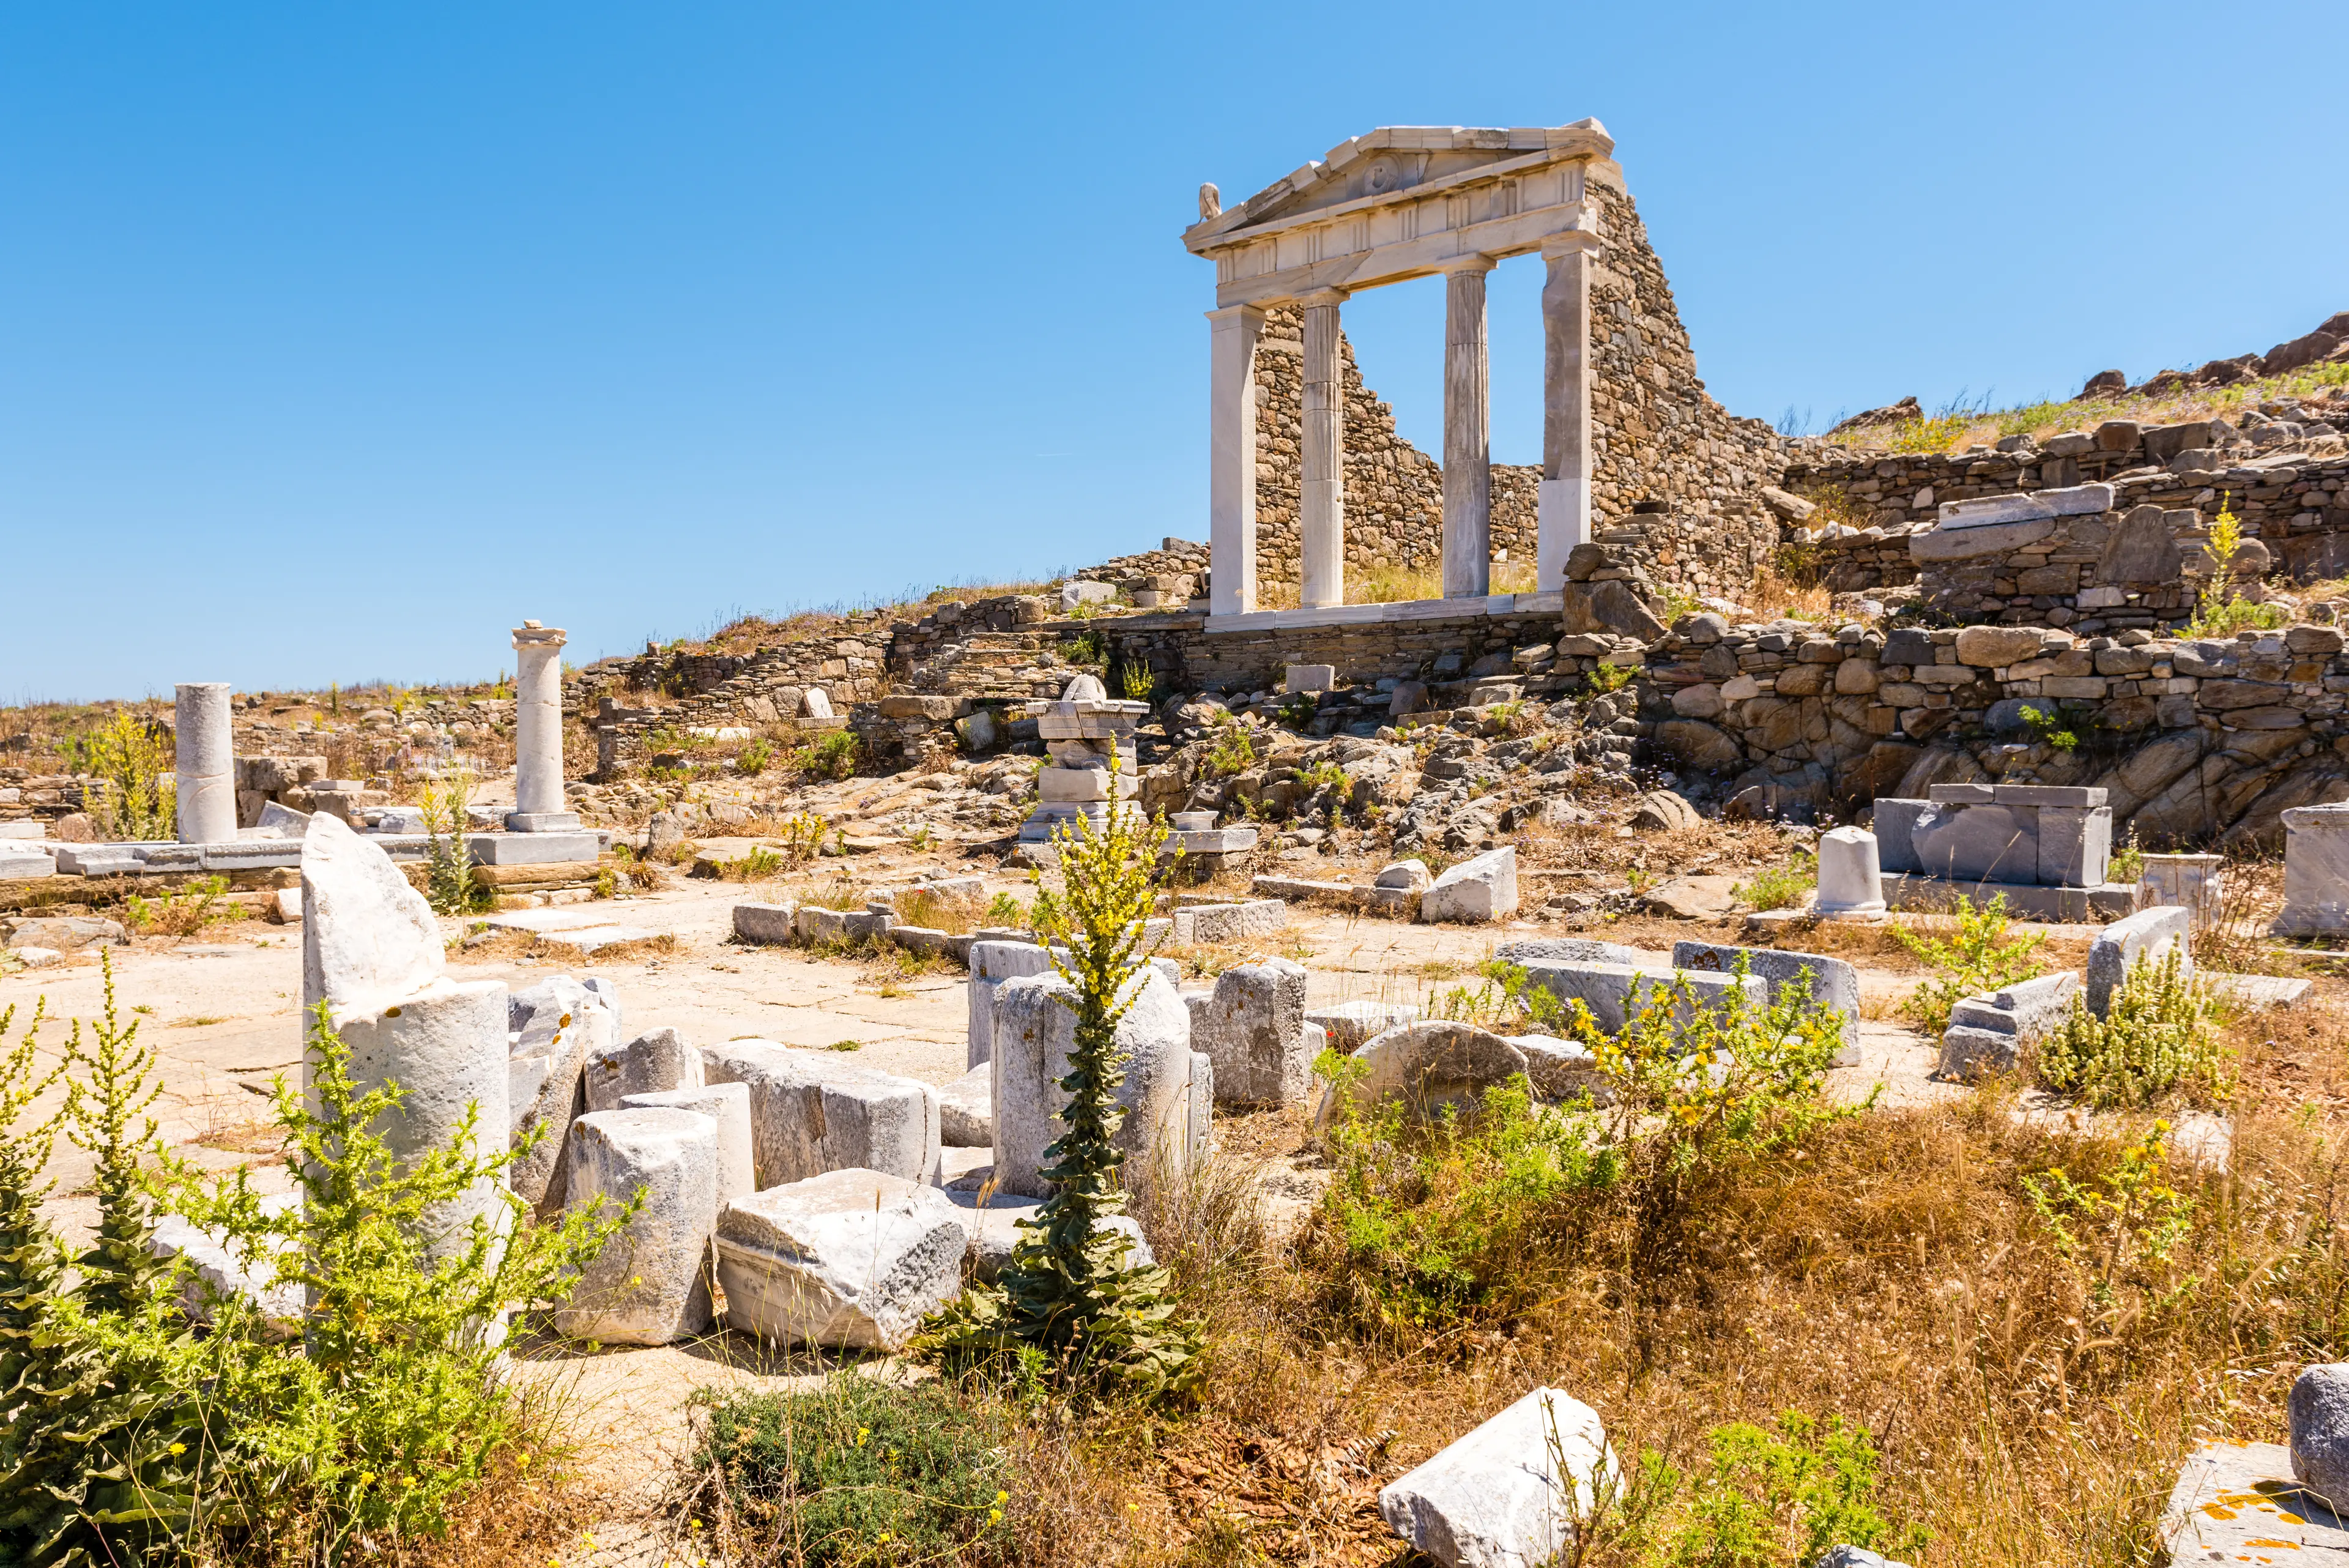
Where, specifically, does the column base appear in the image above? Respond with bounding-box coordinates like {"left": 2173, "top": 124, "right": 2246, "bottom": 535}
{"left": 1537, "top": 478, "right": 1592, "bottom": 589}
{"left": 506, "top": 811, "right": 583, "bottom": 833}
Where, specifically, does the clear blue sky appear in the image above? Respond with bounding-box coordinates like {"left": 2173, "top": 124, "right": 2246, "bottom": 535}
{"left": 6, "top": 2, "right": 2345, "bottom": 700}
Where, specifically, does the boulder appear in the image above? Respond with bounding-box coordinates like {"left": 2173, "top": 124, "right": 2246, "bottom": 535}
{"left": 1628, "top": 790, "right": 1701, "bottom": 833}
{"left": 584, "top": 1025, "right": 703, "bottom": 1113}
{"left": 1653, "top": 719, "right": 1745, "bottom": 773}
{"left": 620, "top": 1081, "right": 755, "bottom": 1211}
{"left": 0, "top": 915, "right": 125, "bottom": 951}
{"left": 1305, "top": 1000, "right": 1423, "bottom": 1053}
{"left": 1316, "top": 1022, "right": 1528, "bottom": 1128}
{"left": 554, "top": 1107, "right": 719, "bottom": 1347}
{"left": 1378, "top": 1388, "right": 1614, "bottom": 1568}
{"left": 990, "top": 967, "right": 1197, "bottom": 1200}
{"left": 702, "top": 1038, "right": 943, "bottom": 1188}
{"left": 2087, "top": 905, "right": 2191, "bottom": 1017}
{"left": 938, "top": 1063, "right": 993, "bottom": 1147}
{"left": 1190, "top": 958, "right": 1310, "bottom": 1106}
{"left": 1375, "top": 858, "right": 1433, "bottom": 891}
{"left": 2291, "top": 1363, "right": 2349, "bottom": 1512}
{"left": 1421, "top": 847, "right": 1519, "bottom": 924}
{"left": 716, "top": 1169, "right": 965, "bottom": 1351}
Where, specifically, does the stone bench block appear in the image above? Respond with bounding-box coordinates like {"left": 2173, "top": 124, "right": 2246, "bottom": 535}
{"left": 2038, "top": 806, "right": 2112, "bottom": 888}
{"left": 1420, "top": 847, "right": 1518, "bottom": 923}
{"left": 991, "top": 968, "right": 1195, "bottom": 1200}
{"left": 1495, "top": 937, "right": 1643, "bottom": 968}
{"left": 1671, "top": 942, "right": 1861, "bottom": 1053}
{"left": 715, "top": 1169, "right": 965, "bottom": 1351}
{"left": 1910, "top": 802, "right": 2041, "bottom": 884}
{"left": 1190, "top": 957, "right": 1310, "bottom": 1107}
{"left": 795, "top": 905, "right": 850, "bottom": 943}
{"left": 939, "top": 1063, "right": 992, "bottom": 1146}
{"left": 620, "top": 1081, "right": 754, "bottom": 1211}
{"left": 2087, "top": 905, "right": 2191, "bottom": 1017}
{"left": 554, "top": 1107, "right": 718, "bottom": 1346}
{"left": 1307, "top": 1000, "right": 1423, "bottom": 1053}
{"left": 1516, "top": 960, "right": 1765, "bottom": 1038}
{"left": 701, "top": 1038, "right": 943, "bottom": 1188}
{"left": 0, "top": 844, "right": 54, "bottom": 879}
{"left": 732, "top": 902, "right": 798, "bottom": 945}
{"left": 1378, "top": 1387, "right": 1612, "bottom": 1568}
{"left": 585, "top": 1025, "right": 703, "bottom": 1112}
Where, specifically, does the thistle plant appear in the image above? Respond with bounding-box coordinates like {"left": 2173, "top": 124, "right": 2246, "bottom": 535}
{"left": 919, "top": 745, "right": 1203, "bottom": 1400}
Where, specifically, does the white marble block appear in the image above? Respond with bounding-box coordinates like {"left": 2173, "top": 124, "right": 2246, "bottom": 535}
{"left": 554, "top": 1107, "right": 718, "bottom": 1346}
{"left": 1421, "top": 847, "right": 1518, "bottom": 923}
{"left": 1191, "top": 957, "right": 1311, "bottom": 1106}
{"left": 1378, "top": 1387, "right": 1614, "bottom": 1568}
{"left": 2139, "top": 853, "right": 2224, "bottom": 926}
{"left": 620, "top": 1081, "right": 755, "bottom": 1212}
{"left": 1813, "top": 826, "right": 1887, "bottom": 920}
{"left": 585, "top": 1025, "right": 703, "bottom": 1112}
{"left": 300, "top": 811, "right": 445, "bottom": 1020}
{"left": 2278, "top": 804, "right": 2349, "bottom": 935}
{"left": 938, "top": 1063, "right": 993, "bottom": 1147}
{"left": 990, "top": 967, "right": 1195, "bottom": 1200}
{"left": 715, "top": 1169, "right": 966, "bottom": 1351}
{"left": 700, "top": 1038, "right": 942, "bottom": 1188}
{"left": 506, "top": 975, "right": 618, "bottom": 1209}
{"left": 2087, "top": 904, "right": 2191, "bottom": 1017}
{"left": 175, "top": 682, "right": 238, "bottom": 847}
{"left": 967, "top": 938, "right": 1060, "bottom": 1069}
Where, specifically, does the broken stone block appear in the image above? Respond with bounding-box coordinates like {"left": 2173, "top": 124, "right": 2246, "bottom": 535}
{"left": 1170, "top": 899, "right": 1286, "bottom": 945}
{"left": 1910, "top": 803, "right": 2039, "bottom": 884}
{"left": 990, "top": 967, "right": 1195, "bottom": 1200}
{"left": 1515, "top": 961, "right": 1765, "bottom": 1038}
{"left": 1378, "top": 1387, "right": 1613, "bottom": 1568}
{"left": 2277, "top": 804, "right": 2349, "bottom": 935}
{"left": 732, "top": 902, "right": 798, "bottom": 945}
{"left": 2087, "top": 905, "right": 2191, "bottom": 1017}
{"left": 1420, "top": 847, "right": 1519, "bottom": 923}
{"left": 968, "top": 938, "right": 1061, "bottom": 1069}
{"left": 300, "top": 810, "right": 444, "bottom": 1020}
{"left": 1672, "top": 942, "right": 1860, "bottom": 1053}
{"left": 585, "top": 1025, "right": 703, "bottom": 1113}
{"left": 2139, "top": 853, "right": 2222, "bottom": 924}
{"left": 1935, "top": 972, "right": 2080, "bottom": 1080}
{"left": 938, "top": 1063, "right": 992, "bottom": 1146}
{"left": 0, "top": 842, "right": 53, "bottom": 879}
{"left": 947, "top": 1191, "right": 1153, "bottom": 1280}
{"left": 505, "top": 975, "right": 617, "bottom": 1209}
{"left": 1375, "top": 858, "right": 1432, "bottom": 891}
{"left": 1869, "top": 799, "right": 1929, "bottom": 874}
{"left": 620, "top": 1081, "right": 754, "bottom": 1211}
{"left": 701, "top": 1038, "right": 942, "bottom": 1188}
{"left": 555, "top": 1108, "right": 718, "bottom": 1346}
{"left": 0, "top": 915, "right": 125, "bottom": 951}
{"left": 1306, "top": 1000, "right": 1423, "bottom": 1053}
{"left": 715, "top": 1169, "right": 965, "bottom": 1350}
{"left": 1192, "top": 957, "right": 1310, "bottom": 1106}
{"left": 1315, "top": 1021, "right": 1529, "bottom": 1128}
{"left": 1495, "top": 937, "right": 1644, "bottom": 967}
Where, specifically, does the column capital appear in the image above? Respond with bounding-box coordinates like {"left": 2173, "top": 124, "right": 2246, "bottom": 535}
{"left": 1541, "top": 231, "right": 1602, "bottom": 260}
{"left": 1298, "top": 286, "right": 1350, "bottom": 309}
{"left": 513, "top": 620, "right": 568, "bottom": 650}
{"left": 1205, "top": 302, "right": 1266, "bottom": 326}
{"left": 1436, "top": 252, "right": 1496, "bottom": 277}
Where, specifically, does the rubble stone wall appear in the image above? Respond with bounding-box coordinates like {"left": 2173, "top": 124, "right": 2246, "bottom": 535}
{"left": 1638, "top": 615, "right": 2349, "bottom": 846}
{"left": 1250, "top": 179, "right": 1788, "bottom": 601}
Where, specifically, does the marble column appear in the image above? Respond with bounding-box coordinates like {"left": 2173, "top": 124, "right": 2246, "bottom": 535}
{"left": 508, "top": 621, "right": 579, "bottom": 832}
{"left": 1299, "top": 288, "right": 1348, "bottom": 609}
{"left": 1539, "top": 213, "right": 1601, "bottom": 590}
{"left": 174, "top": 682, "right": 237, "bottom": 844}
{"left": 1441, "top": 257, "right": 1495, "bottom": 599}
{"left": 1206, "top": 305, "right": 1265, "bottom": 617}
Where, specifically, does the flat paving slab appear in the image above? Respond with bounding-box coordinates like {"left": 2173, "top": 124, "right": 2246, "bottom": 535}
{"left": 2159, "top": 1440, "right": 2349, "bottom": 1564}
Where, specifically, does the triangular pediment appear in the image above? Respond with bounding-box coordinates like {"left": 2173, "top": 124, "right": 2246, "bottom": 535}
{"left": 1186, "top": 121, "right": 1611, "bottom": 250}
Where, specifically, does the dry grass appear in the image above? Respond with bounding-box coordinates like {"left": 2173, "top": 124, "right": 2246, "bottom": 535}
{"left": 959, "top": 998, "right": 2349, "bottom": 1568}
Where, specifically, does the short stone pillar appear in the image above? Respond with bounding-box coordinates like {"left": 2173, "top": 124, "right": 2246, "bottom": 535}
{"left": 2277, "top": 804, "right": 2349, "bottom": 935}
{"left": 1814, "top": 827, "right": 1887, "bottom": 920}
{"left": 174, "top": 682, "right": 237, "bottom": 845}
{"left": 508, "top": 620, "right": 579, "bottom": 832}
{"left": 2140, "top": 852, "right": 2224, "bottom": 927}
{"left": 1440, "top": 256, "right": 1494, "bottom": 600}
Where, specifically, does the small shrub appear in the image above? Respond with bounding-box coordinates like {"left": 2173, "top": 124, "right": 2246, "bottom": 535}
{"left": 1116, "top": 660, "right": 1158, "bottom": 703}
{"left": 896, "top": 886, "right": 980, "bottom": 935}
{"left": 692, "top": 1375, "right": 1014, "bottom": 1566}
{"left": 1736, "top": 852, "right": 1815, "bottom": 912}
{"left": 419, "top": 769, "right": 492, "bottom": 915}
{"left": 735, "top": 738, "right": 775, "bottom": 776}
{"left": 125, "top": 874, "right": 236, "bottom": 937}
{"left": 1582, "top": 661, "right": 1635, "bottom": 697}
{"left": 1895, "top": 894, "right": 2044, "bottom": 1037}
{"left": 1205, "top": 713, "right": 1256, "bottom": 779}
{"left": 2187, "top": 497, "right": 2290, "bottom": 637}
{"left": 2020, "top": 705, "right": 2079, "bottom": 752}
{"left": 796, "top": 730, "right": 861, "bottom": 781}
{"left": 775, "top": 811, "right": 829, "bottom": 862}
{"left": 2022, "top": 1123, "right": 2199, "bottom": 1329}
{"left": 2033, "top": 948, "right": 2228, "bottom": 1108}
{"left": 2110, "top": 827, "right": 2145, "bottom": 885}
{"left": 1066, "top": 627, "right": 1107, "bottom": 666}
{"left": 985, "top": 891, "right": 1027, "bottom": 928}
{"left": 724, "top": 845, "right": 786, "bottom": 882}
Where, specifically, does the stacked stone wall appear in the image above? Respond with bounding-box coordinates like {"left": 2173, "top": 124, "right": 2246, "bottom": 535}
{"left": 1250, "top": 180, "right": 1787, "bottom": 602}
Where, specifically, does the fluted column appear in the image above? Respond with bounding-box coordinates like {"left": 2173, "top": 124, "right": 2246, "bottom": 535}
{"left": 508, "top": 620, "right": 578, "bottom": 831}
{"left": 1206, "top": 305, "right": 1266, "bottom": 616}
{"left": 1299, "top": 288, "right": 1348, "bottom": 609}
{"left": 1539, "top": 209, "right": 1601, "bottom": 590}
{"left": 1441, "top": 256, "right": 1494, "bottom": 599}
